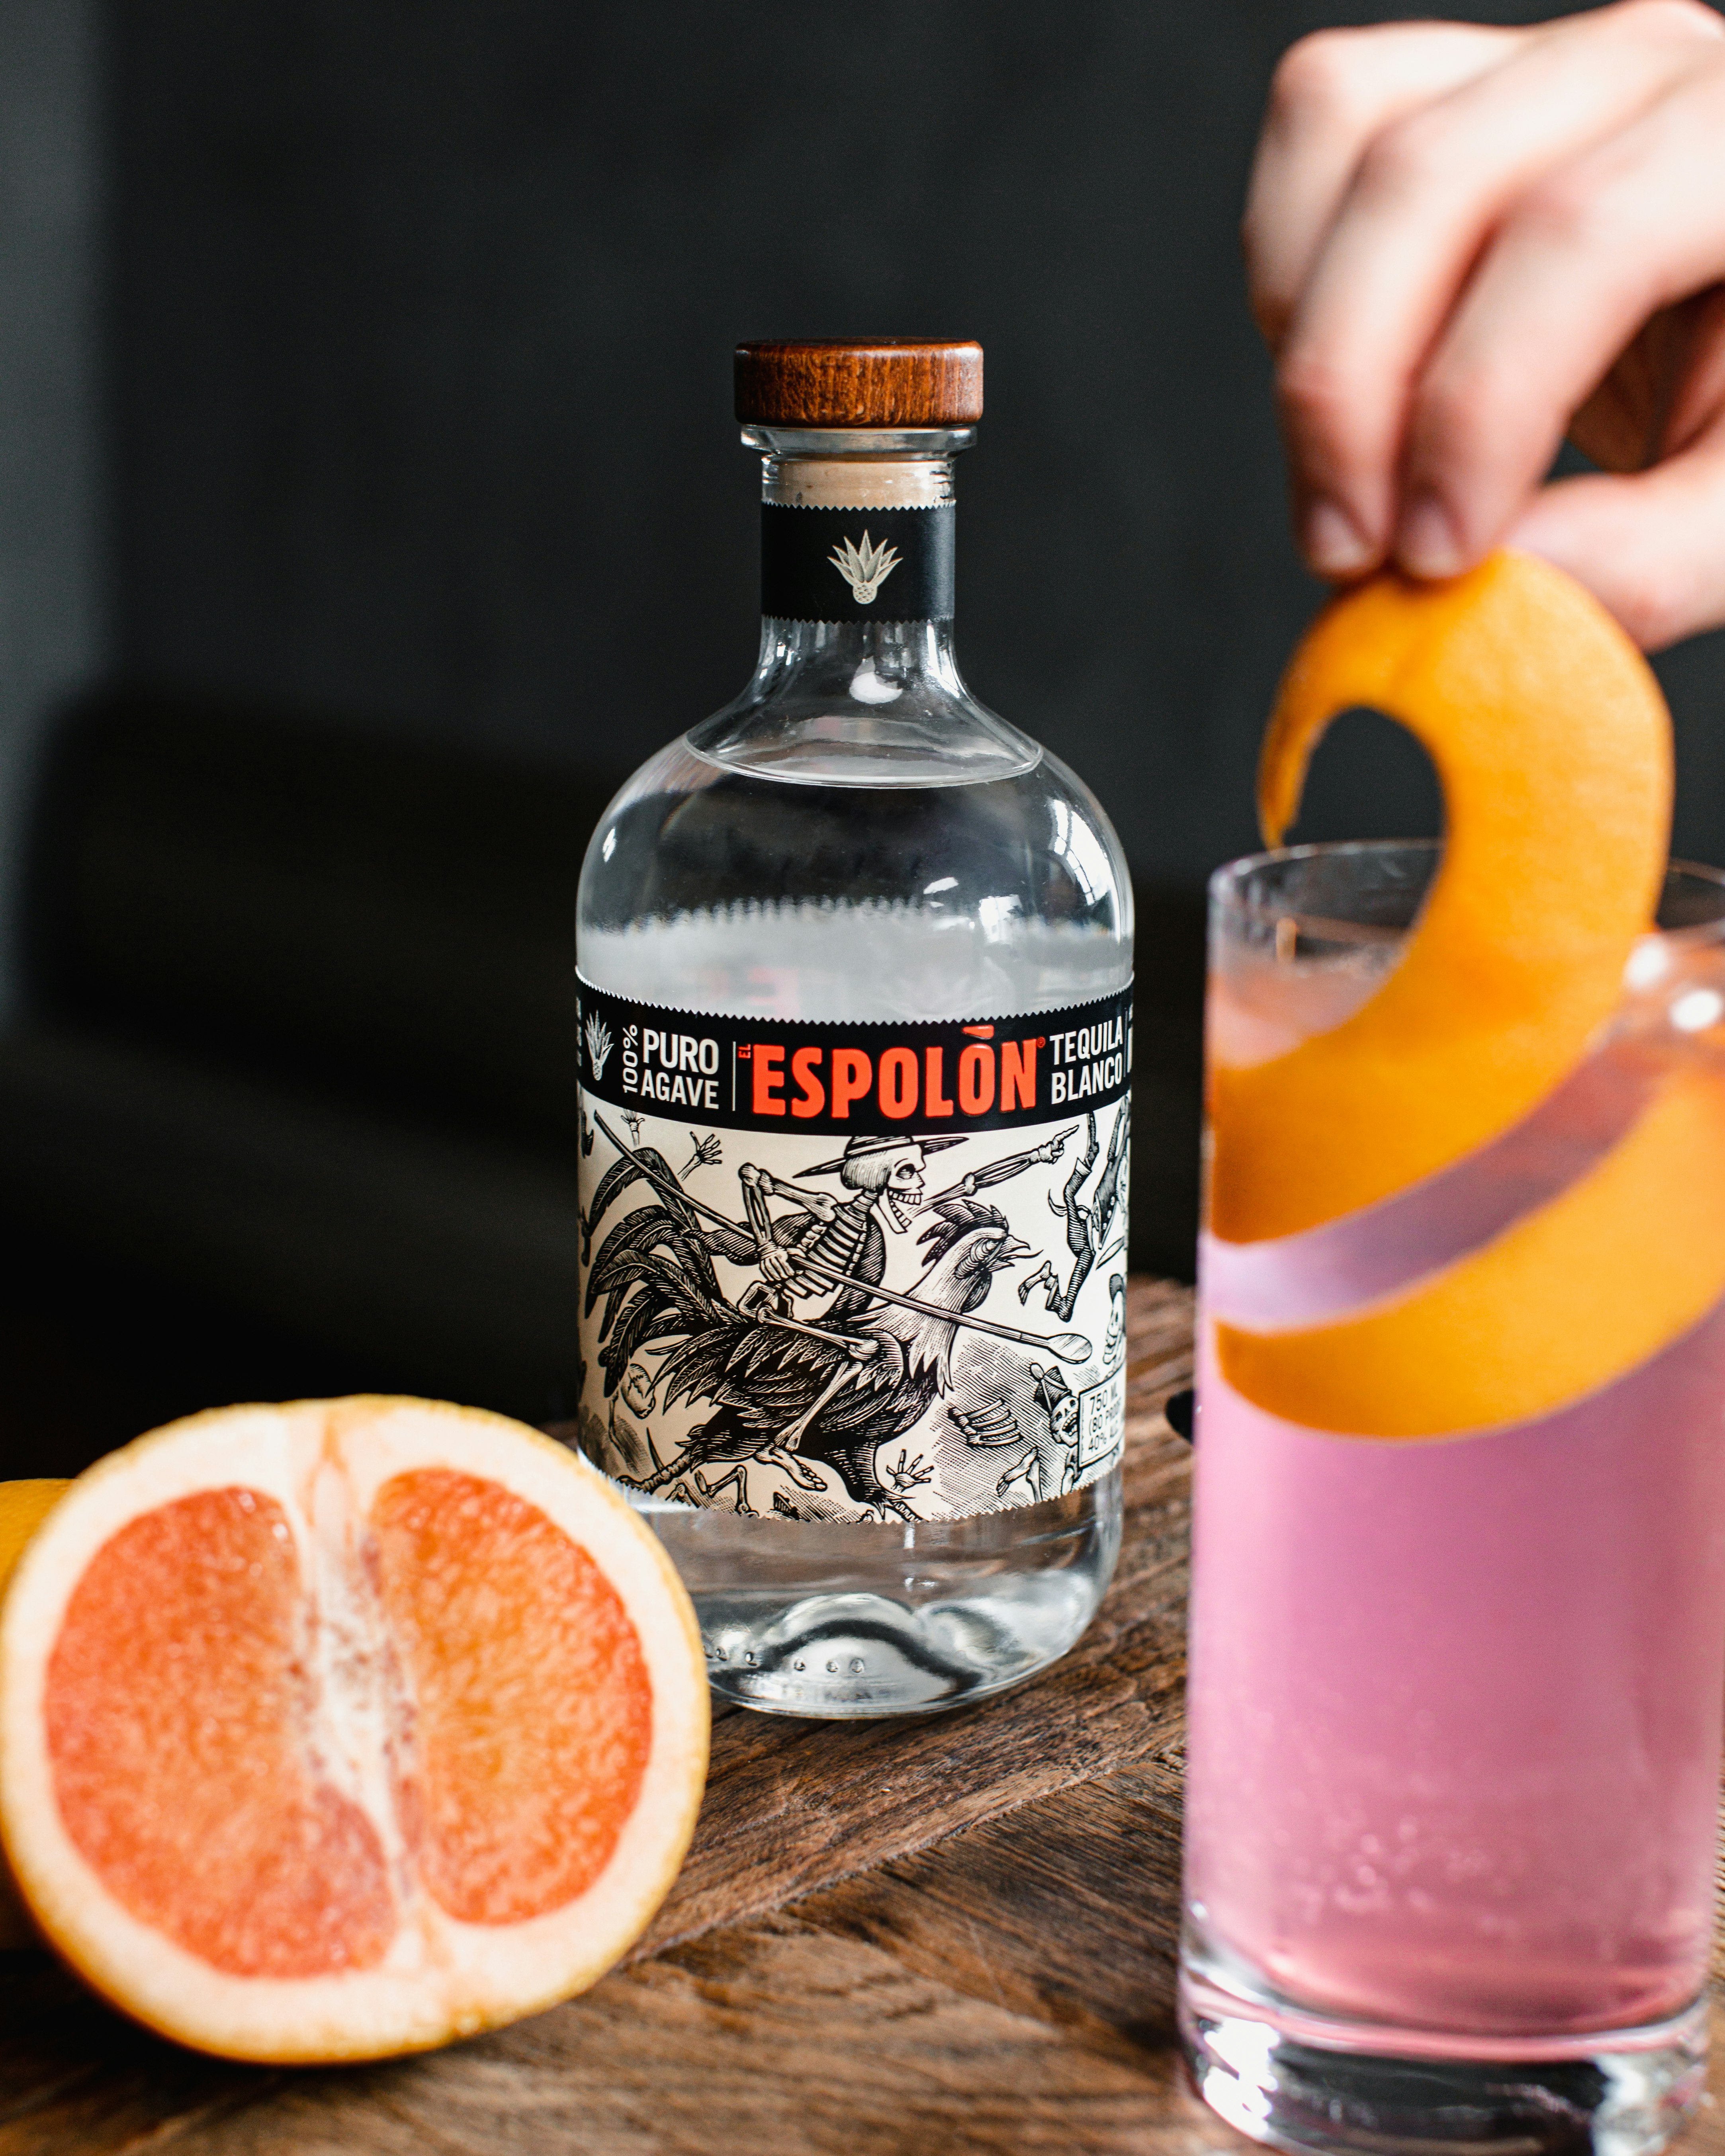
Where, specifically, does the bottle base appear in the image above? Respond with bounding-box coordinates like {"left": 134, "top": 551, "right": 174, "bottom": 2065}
{"left": 1179, "top": 1958, "right": 1707, "bottom": 2156}
{"left": 695, "top": 1581, "right": 1097, "bottom": 1716}
{"left": 617, "top": 1468, "right": 1122, "bottom": 1718}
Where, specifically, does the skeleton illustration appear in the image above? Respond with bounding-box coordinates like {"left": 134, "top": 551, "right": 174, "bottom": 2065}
{"left": 742, "top": 1132, "right": 963, "bottom": 1314}
{"left": 1019, "top": 1102, "right": 1130, "bottom": 1323}
{"left": 1032, "top": 1363, "right": 1080, "bottom": 1448}
{"left": 581, "top": 1112, "right": 1109, "bottom": 1523}
{"left": 924, "top": 1128, "right": 1076, "bottom": 1208}
{"left": 589, "top": 1181, "right": 1029, "bottom": 1518}
{"left": 1103, "top": 1274, "right": 1127, "bottom": 1370}
{"left": 680, "top": 1130, "right": 723, "bottom": 1179}
{"left": 583, "top": 1116, "right": 1117, "bottom": 1514}
{"left": 994, "top": 1454, "right": 1040, "bottom": 1508}
{"left": 828, "top": 530, "right": 902, "bottom": 604}
{"left": 949, "top": 1397, "right": 1022, "bottom": 1448}
{"left": 995, "top": 1363, "right": 1082, "bottom": 1506}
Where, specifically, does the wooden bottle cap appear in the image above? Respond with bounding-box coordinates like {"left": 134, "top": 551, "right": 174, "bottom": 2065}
{"left": 735, "top": 340, "right": 984, "bottom": 428}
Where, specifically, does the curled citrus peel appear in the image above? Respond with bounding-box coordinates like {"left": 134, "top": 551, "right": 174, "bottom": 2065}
{"left": 1218, "top": 1062, "right": 1725, "bottom": 1437}
{"left": 1209, "top": 552, "right": 1725, "bottom": 1439}
{"left": 1211, "top": 553, "right": 1672, "bottom": 1247}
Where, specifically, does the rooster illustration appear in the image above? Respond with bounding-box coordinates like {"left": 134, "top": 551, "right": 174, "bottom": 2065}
{"left": 585, "top": 1182, "right": 1029, "bottom": 1519}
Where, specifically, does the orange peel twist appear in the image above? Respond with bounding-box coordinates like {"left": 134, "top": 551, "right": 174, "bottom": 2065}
{"left": 1208, "top": 553, "right": 1725, "bottom": 1438}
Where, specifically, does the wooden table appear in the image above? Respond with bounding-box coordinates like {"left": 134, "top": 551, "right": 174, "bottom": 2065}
{"left": 4, "top": 1279, "right": 1725, "bottom": 2155}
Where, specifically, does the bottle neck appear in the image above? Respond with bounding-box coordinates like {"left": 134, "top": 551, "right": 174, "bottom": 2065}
{"left": 744, "top": 425, "right": 970, "bottom": 705}
{"left": 747, "top": 613, "right": 965, "bottom": 711}
{"left": 686, "top": 422, "right": 1034, "bottom": 784}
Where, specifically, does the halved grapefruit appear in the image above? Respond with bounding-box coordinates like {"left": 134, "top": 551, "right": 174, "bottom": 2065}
{"left": 0, "top": 1398, "right": 708, "bottom": 2062}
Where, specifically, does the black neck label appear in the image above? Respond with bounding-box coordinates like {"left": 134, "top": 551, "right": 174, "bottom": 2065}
{"left": 761, "top": 502, "right": 955, "bottom": 622}
{"left": 575, "top": 981, "right": 1131, "bottom": 1138}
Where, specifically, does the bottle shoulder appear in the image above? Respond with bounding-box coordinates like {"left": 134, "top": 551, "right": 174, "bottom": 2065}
{"left": 581, "top": 726, "right": 1129, "bottom": 923}
{"left": 685, "top": 659, "right": 1041, "bottom": 790}
{"left": 578, "top": 729, "right": 1132, "bottom": 1022}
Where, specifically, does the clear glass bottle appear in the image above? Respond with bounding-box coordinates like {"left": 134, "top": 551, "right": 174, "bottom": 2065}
{"left": 576, "top": 341, "right": 1132, "bottom": 1716}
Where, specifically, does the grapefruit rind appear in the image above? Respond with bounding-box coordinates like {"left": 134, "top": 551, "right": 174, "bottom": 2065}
{"left": 1210, "top": 554, "right": 1672, "bottom": 1246}
{"left": 0, "top": 1398, "right": 709, "bottom": 2063}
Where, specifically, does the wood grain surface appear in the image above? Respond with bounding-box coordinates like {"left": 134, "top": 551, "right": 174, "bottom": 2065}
{"left": 733, "top": 340, "right": 984, "bottom": 428}
{"left": 1, "top": 1278, "right": 1722, "bottom": 2155}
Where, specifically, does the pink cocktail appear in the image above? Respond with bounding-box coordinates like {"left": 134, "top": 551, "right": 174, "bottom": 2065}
{"left": 1180, "top": 840, "right": 1725, "bottom": 2156}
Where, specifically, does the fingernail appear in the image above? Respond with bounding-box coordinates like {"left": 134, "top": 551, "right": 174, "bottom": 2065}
{"left": 1398, "top": 491, "right": 1467, "bottom": 579}
{"left": 1303, "top": 498, "right": 1376, "bottom": 577}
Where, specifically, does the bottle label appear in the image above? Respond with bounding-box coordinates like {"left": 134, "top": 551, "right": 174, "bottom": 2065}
{"left": 574, "top": 980, "right": 1132, "bottom": 1526}
{"left": 760, "top": 502, "right": 956, "bottom": 622}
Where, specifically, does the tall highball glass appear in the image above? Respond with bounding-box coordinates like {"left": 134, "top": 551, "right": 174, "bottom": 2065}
{"left": 1181, "top": 839, "right": 1725, "bottom": 2156}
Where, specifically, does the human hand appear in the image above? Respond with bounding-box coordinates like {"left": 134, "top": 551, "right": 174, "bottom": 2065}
{"left": 1247, "top": 0, "right": 1725, "bottom": 648}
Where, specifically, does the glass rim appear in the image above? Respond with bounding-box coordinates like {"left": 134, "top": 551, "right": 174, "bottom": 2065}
{"left": 1210, "top": 836, "right": 1725, "bottom": 954}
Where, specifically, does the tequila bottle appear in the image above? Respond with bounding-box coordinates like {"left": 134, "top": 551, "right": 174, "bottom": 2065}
{"left": 576, "top": 340, "right": 1133, "bottom": 1716}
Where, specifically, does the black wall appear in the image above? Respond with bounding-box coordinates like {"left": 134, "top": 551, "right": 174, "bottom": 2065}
{"left": 107, "top": 0, "right": 1725, "bottom": 887}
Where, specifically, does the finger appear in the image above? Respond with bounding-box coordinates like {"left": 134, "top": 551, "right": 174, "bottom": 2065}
{"left": 1279, "top": 0, "right": 1725, "bottom": 576}
{"left": 1245, "top": 20, "right": 1519, "bottom": 348}
{"left": 1566, "top": 304, "right": 1692, "bottom": 471}
{"left": 1659, "top": 284, "right": 1725, "bottom": 457}
{"left": 1507, "top": 407, "right": 1725, "bottom": 648}
{"left": 1397, "top": 56, "right": 1725, "bottom": 578}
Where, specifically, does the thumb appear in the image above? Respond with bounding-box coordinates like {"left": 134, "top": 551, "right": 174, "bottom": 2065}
{"left": 1506, "top": 418, "right": 1725, "bottom": 652}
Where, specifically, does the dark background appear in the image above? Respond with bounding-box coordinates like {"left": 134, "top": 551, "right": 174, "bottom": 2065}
{"left": 5, "top": 0, "right": 1723, "bottom": 1467}
{"left": 107, "top": 0, "right": 1725, "bottom": 866}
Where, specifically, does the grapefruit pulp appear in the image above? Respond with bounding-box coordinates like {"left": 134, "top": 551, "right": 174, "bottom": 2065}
{"left": 0, "top": 1398, "right": 708, "bottom": 2061}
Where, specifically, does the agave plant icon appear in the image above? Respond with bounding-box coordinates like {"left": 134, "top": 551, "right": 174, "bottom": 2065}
{"left": 583, "top": 1011, "right": 613, "bottom": 1081}
{"left": 828, "top": 530, "right": 902, "bottom": 605}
